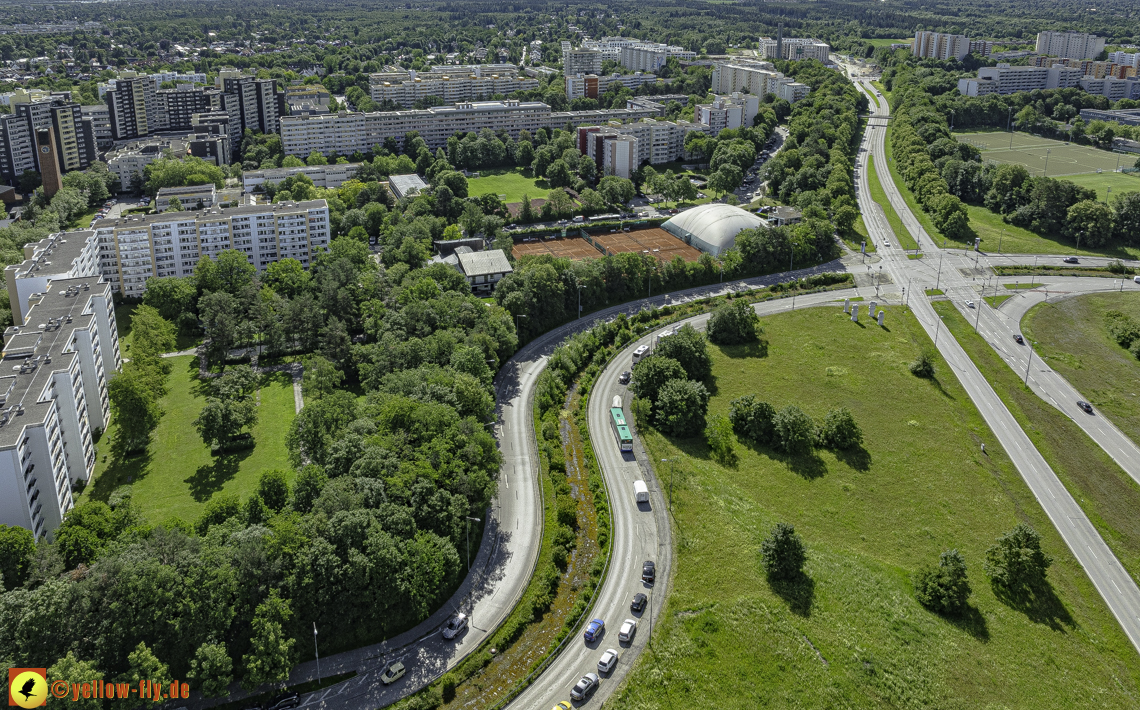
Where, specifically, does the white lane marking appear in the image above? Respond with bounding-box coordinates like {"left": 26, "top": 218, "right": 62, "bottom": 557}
{"left": 1113, "top": 579, "right": 1122, "bottom": 594}
{"left": 1088, "top": 545, "right": 1098, "bottom": 560}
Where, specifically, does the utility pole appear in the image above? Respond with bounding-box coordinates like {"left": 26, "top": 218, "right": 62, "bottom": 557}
{"left": 313, "top": 623, "right": 321, "bottom": 684}
{"left": 515, "top": 313, "right": 526, "bottom": 336}
{"left": 466, "top": 516, "right": 481, "bottom": 571}
{"left": 935, "top": 250, "right": 944, "bottom": 291}
{"left": 935, "top": 315, "right": 943, "bottom": 346}
{"left": 1024, "top": 342, "right": 1035, "bottom": 385}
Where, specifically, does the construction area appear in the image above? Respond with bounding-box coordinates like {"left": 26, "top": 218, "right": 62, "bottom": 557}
{"left": 512, "top": 227, "right": 702, "bottom": 263}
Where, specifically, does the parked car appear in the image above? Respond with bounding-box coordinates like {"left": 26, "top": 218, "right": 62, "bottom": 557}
{"left": 1013, "top": 334, "right": 1024, "bottom": 345}
{"left": 1077, "top": 400, "right": 1094, "bottom": 414}
{"left": 597, "top": 648, "right": 619, "bottom": 674}
{"left": 618, "top": 618, "right": 638, "bottom": 643}
{"left": 380, "top": 662, "right": 406, "bottom": 685}
{"left": 442, "top": 613, "right": 468, "bottom": 639}
{"left": 642, "top": 560, "right": 655, "bottom": 584}
{"left": 631, "top": 592, "right": 647, "bottom": 613}
{"left": 569, "top": 673, "right": 599, "bottom": 701}
{"left": 268, "top": 692, "right": 300, "bottom": 710}
{"left": 1063, "top": 256, "right": 1079, "bottom": 263}
{"left": 584, "top": 618, "right": 605, "bottom": 643}
{"left": 618, "top": 370, "right": 631, "bottom": 385}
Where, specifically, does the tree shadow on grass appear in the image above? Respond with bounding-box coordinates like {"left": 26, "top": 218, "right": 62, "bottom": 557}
{"left": 87, "top": 449, "right": 153, "bottom": 503}
{"left": 772, "top": 448, "right": 828, "bottom": 479}
{"left": 718, "top": 339, "right": 768, "bottom": 359}
{"left": 992, "top": 581, "right": 1075, "bottom": 632}
{"left": 768, "top": 572, "right": 815, "bottom": 617}
{"left": 949, "top": 603, "right": 991, "bottom": 642}
{"left": 185, "top": 449, "right": 253, "bottom": 502}
{"left": 925, "top": 374, "right": 957, "bottom": 401}
{"left": 835, "top": 444, "right": 872, "bottom": 472}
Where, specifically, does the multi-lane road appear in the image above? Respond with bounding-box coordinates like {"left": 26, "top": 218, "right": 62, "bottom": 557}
{"left": 851, "top": 77, "right": 1140, "bottom": 654}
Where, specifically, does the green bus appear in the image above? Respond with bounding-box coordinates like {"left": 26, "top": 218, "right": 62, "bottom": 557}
{"left": 610, "top": 405, "right": 633, "bottom": 452}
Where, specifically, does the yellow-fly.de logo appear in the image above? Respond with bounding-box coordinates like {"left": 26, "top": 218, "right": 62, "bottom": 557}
{"left": 8, "top": 669, "right": 47, "bottom": 708}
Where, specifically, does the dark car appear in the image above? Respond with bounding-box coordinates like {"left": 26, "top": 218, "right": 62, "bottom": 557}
{"left": 642, "top": 560, "right": 656, "bottom": 584}
{"left": 1077, "top": 400, "right": 1094, "bottom": 414}
{"left": 631, "top": 592, "right": 647, "bottom": 613}
{"left": 584, "top": 618, "right": 605, "bottom": 643}
{"left": 1013, "top": 334, "right": 1024, "bottom": 345}
{"left": 619, "top": 370, "right": 631, "bottom": 385}
{"left": 268, "top": 693, "right": 300, "bottom": 710}
{"left": 1063, "top": 256, "right": 1079, "bottom": 264}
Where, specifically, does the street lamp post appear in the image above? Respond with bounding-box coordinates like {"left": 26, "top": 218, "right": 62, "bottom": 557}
{"left": 935, "top": 250, "right": 944, "bottom": 291}
{"left": 998, "top": 228, "right": 1004, "bottom": 254}
{"left": 515, "top": 313, "right": 526, "bottom": 336}
{"left": 935, "top": 314, "right": 944, "bottom": 346}
{"left": 466, "top": 516, "right": 481, "bottom": 571}
{"left": 313, "top": 623, "right": 321, "bottom": 684}
{"left": 1043, "top": 148, "right": 1051, "bottom": 178}
{"left": 1024, "top": 342, "right": 1036, "bottom": 385}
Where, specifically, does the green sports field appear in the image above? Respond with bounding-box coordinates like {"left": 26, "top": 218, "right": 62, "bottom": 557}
{"left": 955, "top": 130, "right": 1130, "bottom": 177}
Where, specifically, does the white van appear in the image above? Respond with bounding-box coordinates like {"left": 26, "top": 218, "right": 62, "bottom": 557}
{"left": 1133, "top": 276, "right": 1140, "bottom": 284}
{"left": 633, "top": 480, "right": 649, "bottom": 504}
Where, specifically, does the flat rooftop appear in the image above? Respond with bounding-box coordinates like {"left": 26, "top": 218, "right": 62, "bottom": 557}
{"left": 92, "top": 199, "right": 328, "bottom": 229}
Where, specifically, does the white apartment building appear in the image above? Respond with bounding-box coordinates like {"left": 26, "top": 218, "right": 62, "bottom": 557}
{"left": 619, "top": 43, "right": 695, "bottom": 72}
{"left": 1036, "top": 31, "right": 1106, "bottom": 60}
{"left": 710, "top": 61, "right": 788, "bottom": 99}
{"left": 1, "top": 230, "right": 120, "bottom": 540}
{"left": 698, "top": 93, "right": 760, "bottom": 131}
{"left": 563, "top": 48, "right": 603, "bottom": 76}
{"left": 957, "top": 64, "right": 1082, "bottom": 96}
{"left": 779, "top": 82, "right": 811, "bottom": 103}
{"left": 243, "top": 163, "right": 361, "bottom": 192}
{"left": 1079, "top": 76, "right": 1140, "bottom": 101}
{"left": 91, "top": 200, "right": 331, "bottom": 297}
{"left": 759, "top": 37, "right": 831, "bottom": 62}
{"left": 579, "top": 118, "right": 709, "bottom": 168}
{"left": 280, "top": 101, "right": 666, "bottom": 156}
{"left": 1109, "top": 51, "right": 1140, "bottom": 69}
{"left": 368, "top": 68, "right": 539, "bottom": 108}
{"left": 912, "top": 31, "right": 970, "bottom": 61}
{"left": 582, "top": 37, "right": 642, "bottom": 59}
{"left": 565, "top": 72, "right": 659, "bottom": 99}
{"left": 601, "top": 134, "right": 638, "bottom": 178}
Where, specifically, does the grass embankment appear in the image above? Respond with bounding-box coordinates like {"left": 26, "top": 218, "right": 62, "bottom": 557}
{"left": 1022, "top": 292, "right": 1140, "bottom": 449}
{"left": 611, "top": 306, "right": 1140, "bottom": 707}
{"left": 865, "top": 154, "right": 916, "bottom": 251}
{"left": 965, "top": 204, "right": 1140, "bottom": 259}
{"left": 86, "top": 356, "right": 296, "bottom": 523}
{"left": 935, "top": 300, "right": 1140, "bottom": 587}
{"left": 468, "top": 168, "right": 550, "bottom": 204}
{"left": 985, "top": 294, "right": 1014, "bottom": 308}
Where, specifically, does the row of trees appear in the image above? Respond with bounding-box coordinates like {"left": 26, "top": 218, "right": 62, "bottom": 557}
{"left": 629, "top": 324, "right": 712, "bottom": 438}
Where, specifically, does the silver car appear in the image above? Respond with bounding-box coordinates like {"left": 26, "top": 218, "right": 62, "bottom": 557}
{"left": 442, "top": 613, "right": 467, "bottom": 639}
{"left": 569, "top": 672, "right": 599, "bottom": 701}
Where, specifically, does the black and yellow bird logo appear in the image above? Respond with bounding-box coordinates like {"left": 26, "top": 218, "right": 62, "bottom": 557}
{"left": 8, "top": 669, "right": 47, "bottom": 709}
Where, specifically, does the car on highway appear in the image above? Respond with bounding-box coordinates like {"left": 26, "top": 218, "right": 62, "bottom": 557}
{"left": 442, "top": 613, "right": 468, "bottom": 639}
{"left": 631, "top": 592, "right": 647, "bottom": 612}
{"left": 1064, "top": 257, "right": 1079, "bottom": 264}
{"left": 1077, "top": 400, "right": 1094, "bottom": 414}
{"left": 966, "top": 301, "right": 975, "bottom": 308}
{"left": 569, "top": 673, "right": 599, "bottom": 701}
{"left": 618, "top": 370, "right": 631, "bottom": 384}
{"left": 268, "top": 692, "right": 300, "bottom": 710}
{"left": 1013, "top": 334, "right": 1024, "bottom": 344}
{"left": 380, "top": 661, "right": 406, "bottom": 685}
{"left": 549, "top": 703, "right": 572, "bottom": 710}
{"left": 584, "top": 618, "right": 605, "bottom": 642}
{"left": 642, "top": 560, "right": 655, "bottom": 584}
{"left": 618, "top": 618, "right": 638, "bottom": 643}
{"left": 597, "top": 648, "right": 619, "bottom": 674}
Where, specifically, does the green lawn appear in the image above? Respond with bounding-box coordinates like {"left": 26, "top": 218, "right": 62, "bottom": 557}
{"left": 115, "top": 301, "right": 200, "bottom": 354}
{"left": 1022, "top": 292, "right": 1140, "bottom": 450}
{"left": 955, "top": 130, "right": 1127, "bottom": 176}
{"left": 935, "top": 299, "right": 1140, "bottom": 587}
{"left": 86, "top": 356, "right": 297, "bottom": 524}
{"left": 1064, "top": 171, "right": 1140, "bottom": 201}
{"left": 612, "top": 306, "right": 1140, "bottom": 707}
{"left": 966, "top": 203, "right": 1140, "bottom": 259}
{"left": 985, "top": 294, "right": 1014, "bottom": 308}
{"left": 467, "top": 168, "right": 549, "bottom": 204}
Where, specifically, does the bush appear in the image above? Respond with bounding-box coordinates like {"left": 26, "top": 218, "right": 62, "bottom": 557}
{"left": 818, "top": 407, "right": 863, "bottom": 450}
{"left": 914, "top": 549, "right": 972, "bottom": 616}
{"left": 629, "top": 355, "right": 687, "bottom": 404}
{"left": 909, "top": 351, "right": 936, "bottom": 378}
{"left": 654, "top": 324, "right": 713, "bottom": 380}
{"left": 655, "top": 378, "right": 710, "bottom": 437}
{"left": 728, "top": 394, "right": 776, "bottom": 444}
{"left": 704, "top": 414, "right": 737, "bottom": 466}
{"left": 984, "top": 523, "right": 1052, "bottom": 592}
{"left": 1106, "top": 310, "right": 1140, "bottom": 349}
{"left": 760, "top": 522, "right": 806, "bottom": 580}
{"left": 707, "top": 298, "right": 761, "bottom": 345}
{"left": 772, "top": 404, "right": 816, "bottom": 454}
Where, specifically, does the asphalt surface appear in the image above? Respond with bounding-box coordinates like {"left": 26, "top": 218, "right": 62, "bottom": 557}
{"left": 850, "top": 77, "right": 1140, "bottom": 655}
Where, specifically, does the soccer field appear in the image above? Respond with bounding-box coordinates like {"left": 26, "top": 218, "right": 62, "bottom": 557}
{"left": 955, "top": 130, "right": 1129, "bottom": 177}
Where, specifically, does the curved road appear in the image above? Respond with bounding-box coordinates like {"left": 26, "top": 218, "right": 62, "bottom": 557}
{"left": 851, "top": 78, "right": 1140, "bottom": 654}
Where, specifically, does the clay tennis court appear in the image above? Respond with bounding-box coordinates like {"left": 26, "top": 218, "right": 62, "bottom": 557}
{"left": 512, "top": 235, "right": 602, "bottom": 260}
{"left": 592, "top": 227, "right": 703, "bottom": 263}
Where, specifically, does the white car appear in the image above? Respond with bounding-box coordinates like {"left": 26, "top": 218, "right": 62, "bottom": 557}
{"left": 618, "top": 618, "right": 638, "bottom": 643}
{"left": 597, "top": 648, "right": 619, "bottom": 674}
{"left": 442, "top": 613, "right": 468, "bottom": 639}
{"left": 966, "top": 301, "right": 975, "bottom": 308}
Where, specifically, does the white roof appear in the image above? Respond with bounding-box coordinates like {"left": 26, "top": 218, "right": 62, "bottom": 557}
{"left": 661, "top": 203, "right": 765, "bottom": 255}
{"left": 456, "top": 249, "right": 513, "bottom": 277}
